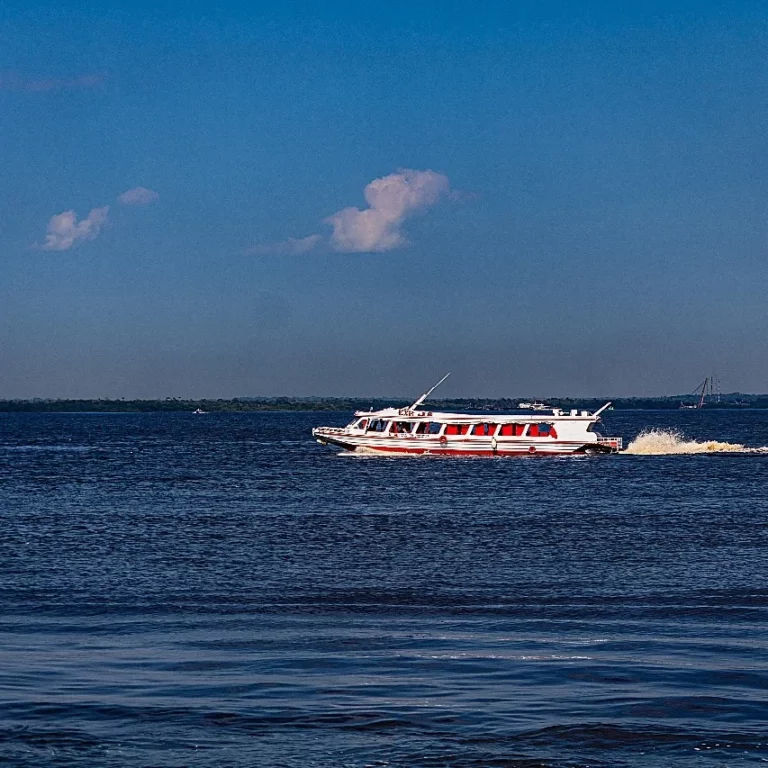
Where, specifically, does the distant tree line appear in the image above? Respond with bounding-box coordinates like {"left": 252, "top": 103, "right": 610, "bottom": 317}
{"left": 1, "top": 394, "right": 768, "bottom": 412}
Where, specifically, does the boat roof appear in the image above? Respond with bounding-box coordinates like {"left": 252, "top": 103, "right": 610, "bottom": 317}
{"left": 353, "top": 407, "right": 602, "bottom": 422}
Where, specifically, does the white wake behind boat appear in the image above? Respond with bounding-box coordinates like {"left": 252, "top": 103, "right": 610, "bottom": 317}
{"left": 312, "top": 375, "right": 622, "bottom": 457}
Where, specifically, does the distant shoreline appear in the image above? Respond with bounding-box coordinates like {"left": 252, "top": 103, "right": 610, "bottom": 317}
{"left": 2, "top": 396, "right": 768, "bottom": 413}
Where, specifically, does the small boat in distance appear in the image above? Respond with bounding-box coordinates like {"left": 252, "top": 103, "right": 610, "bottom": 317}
{"left": 193, "top": 408, "right": 207, "bottom": 414}
{"left": 679, "top": 377, "right": 713, "bottom": 410}
{"left": 313, "top": 375, "right": 622, "bottom": 457}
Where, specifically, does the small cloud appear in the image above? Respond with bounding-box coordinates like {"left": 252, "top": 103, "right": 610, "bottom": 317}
{"left": 0, "top": 72, "right": 106, "bottom": 93}
{"left": 118, "top": 186, "right": 159, "bottom": 206}
{"left": 38, "top": 207, "right": 110, "bottom": 251}
{"left": 325, "top": 169, "right": 450, "bottom": 252}
{"left": 244, "top": 234, "right": 322, "bottom": 256}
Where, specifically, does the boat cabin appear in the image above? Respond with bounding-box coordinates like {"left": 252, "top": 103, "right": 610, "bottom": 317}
{"left": 346, "top": 415, "right": 560, "bottom": 439}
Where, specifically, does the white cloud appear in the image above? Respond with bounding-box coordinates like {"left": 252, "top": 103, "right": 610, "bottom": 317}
{"left": 118, "top": 186, "right": 159, "bottom": 206}
{"left": 243, "top": 168, "right": 451, "bottom": 256}
{"left": 325, "top": 169, "right": 450, "bottom": 252}
{"left": 244, "top": 234, "right": 322, "bottom": 256}
{"left": 39, "top": 207, "right": 110, "bottom": 251}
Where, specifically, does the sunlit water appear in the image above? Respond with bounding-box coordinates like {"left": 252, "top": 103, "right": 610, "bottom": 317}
{"left": 1, "top": 410, "right": 768, "bottom": 767}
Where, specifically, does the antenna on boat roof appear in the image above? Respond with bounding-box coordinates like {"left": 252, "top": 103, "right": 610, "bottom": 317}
{"left": 592, "top": 401, "right": 612, "bottom": 418}
{"left": 408, "top": 373, "right": 450, "bottom": 411}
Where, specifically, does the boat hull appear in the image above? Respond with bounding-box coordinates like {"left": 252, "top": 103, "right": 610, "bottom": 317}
{"left": 313, "top": 431, "right": 617, "bottom": 456}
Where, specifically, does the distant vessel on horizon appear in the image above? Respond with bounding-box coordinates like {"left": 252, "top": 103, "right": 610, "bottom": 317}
{"left": 518, "top": 401, "right": 550, "bottom": 411}
{"left": 679, "top": 376, "right": 720, "bottom": 410}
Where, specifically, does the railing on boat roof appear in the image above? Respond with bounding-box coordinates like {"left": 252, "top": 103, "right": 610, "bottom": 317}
{"left": 354, "top": 408, "right": 605, "bottom": 421}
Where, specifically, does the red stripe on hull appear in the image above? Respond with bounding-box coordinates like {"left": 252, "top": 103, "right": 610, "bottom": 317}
{"left": 350, "top": 445, "right": 567, "bottom": 457}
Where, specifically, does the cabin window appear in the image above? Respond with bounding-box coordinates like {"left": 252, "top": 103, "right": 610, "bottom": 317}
{"left": 500, "top": 423, "right": 525, "bottom": 436}
{"left": 356, "top": 418, "right": 368, "bottom": 430}
{"left": 472, "top": 423, "right": 499, "bottom": 436}
{"left": 429, "top": 422, "right": 442, "bottom": 434}
{"left": 527, "top": 423, "right": 554, "bottom": 437}
{"left": 445, "top": 424, "right": 469, "bottom": 436}
{"left": 368, "top": 419, "right": 389, "bottom": 432}
{"left": 392, "top": 421, "right": 414, "bottom": 434}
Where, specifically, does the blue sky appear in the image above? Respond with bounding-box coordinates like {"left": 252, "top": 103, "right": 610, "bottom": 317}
{"left": 1, "top": 1, "right": 766, "bottom": 398}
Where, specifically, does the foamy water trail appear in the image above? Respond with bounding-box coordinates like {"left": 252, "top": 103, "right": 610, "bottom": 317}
{"left": 623, "top": 428, "right": 759, "bottom": 455}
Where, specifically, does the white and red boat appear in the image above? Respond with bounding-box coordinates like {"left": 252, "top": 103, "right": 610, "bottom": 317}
{"left": 312, "top": 375, "right": 622, "bottom": 457}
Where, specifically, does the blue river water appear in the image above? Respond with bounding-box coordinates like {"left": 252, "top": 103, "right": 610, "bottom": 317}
{"left": 1, "top": 410, "right": 767, "bottom": 767}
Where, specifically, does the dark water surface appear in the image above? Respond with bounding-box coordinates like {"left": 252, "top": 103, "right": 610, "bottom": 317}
{"left": 1, "top": 411, "right": 768, "bottom": 767}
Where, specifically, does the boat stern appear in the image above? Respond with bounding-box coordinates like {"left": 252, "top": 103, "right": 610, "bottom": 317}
{"left": 575, "top": 436, "right": 623, "bottom": 454}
